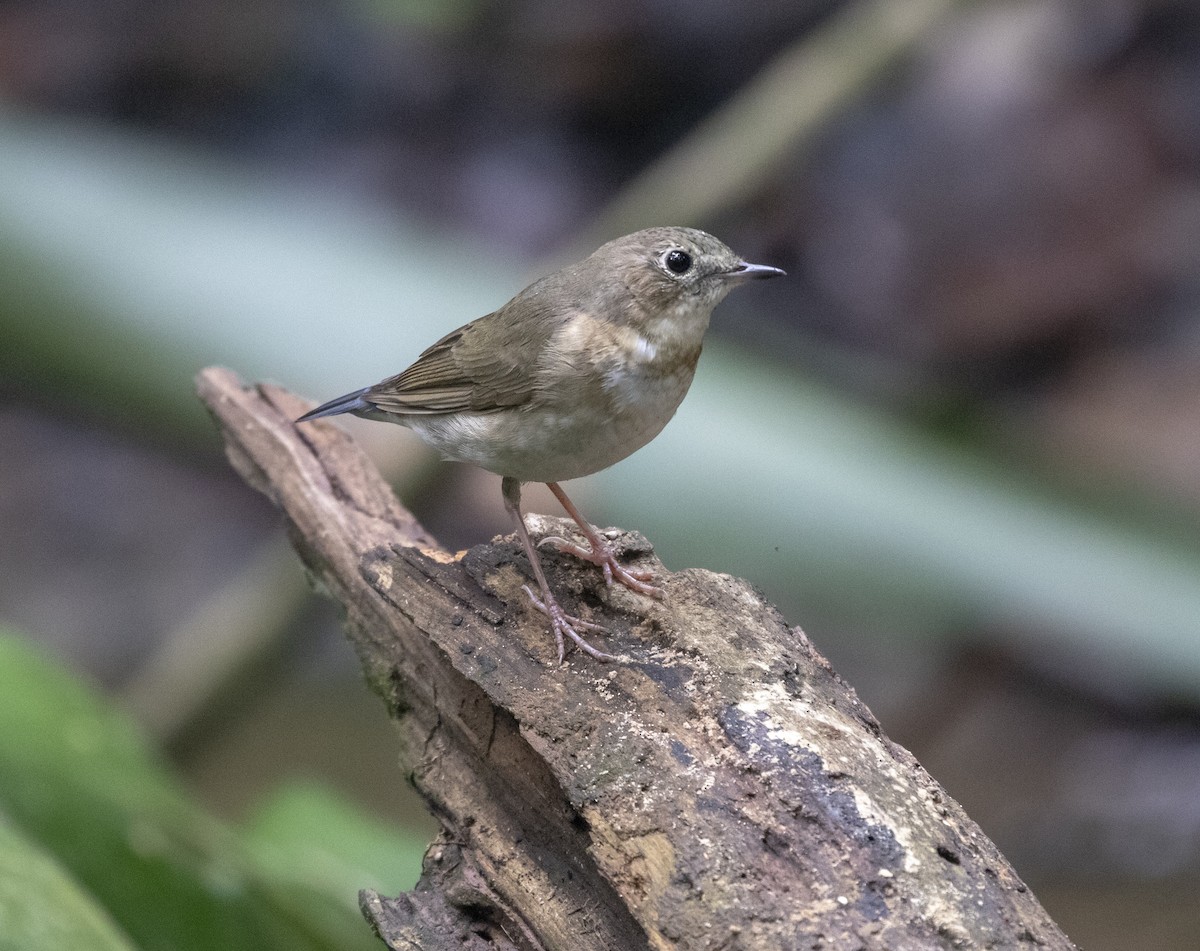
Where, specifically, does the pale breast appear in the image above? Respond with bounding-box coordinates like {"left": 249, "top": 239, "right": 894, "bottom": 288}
{"left": 406, "top": 311, "right": 705, "bottom": 483}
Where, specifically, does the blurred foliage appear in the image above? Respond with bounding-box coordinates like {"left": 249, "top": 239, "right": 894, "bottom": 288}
{"left": 0, "top": 107, "right": 516, "bottom": 444}
{"left": 0, "top": 222, "right": 202, "bottom": 442}
{"left": 0, "top": 819, "right": 137, "bottom": 951}
{"left": 0, "top": 630, "right": 425, "bottom": 950}
{"left": 244, "top": 783, "right": 429, "bottom": 903}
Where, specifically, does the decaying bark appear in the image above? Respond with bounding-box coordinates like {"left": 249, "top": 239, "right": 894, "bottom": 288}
{"left": 197, "top": 366, "right": 1076, "bottom": 951}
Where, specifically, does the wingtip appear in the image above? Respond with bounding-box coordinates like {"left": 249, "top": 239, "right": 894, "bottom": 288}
{"left": 295, "top": 387, "right": 372, "bottom": 423}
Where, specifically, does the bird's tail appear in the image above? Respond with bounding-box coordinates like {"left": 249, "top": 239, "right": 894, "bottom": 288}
{"left": 296, "top": 387, "right": 374, "bottom": 422}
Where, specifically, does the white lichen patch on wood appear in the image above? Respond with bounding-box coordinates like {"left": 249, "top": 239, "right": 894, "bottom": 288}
{"left": 735, "top": 679, "right": 928, "bottom": 875}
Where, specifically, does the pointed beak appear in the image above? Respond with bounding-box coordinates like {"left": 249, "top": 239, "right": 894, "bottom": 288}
{"left": 725, "top": 261, "right": 786, "bottom": 282}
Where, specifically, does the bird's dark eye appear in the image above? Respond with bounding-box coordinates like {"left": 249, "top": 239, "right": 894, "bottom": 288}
{"left": 664, "top": 249, "right": 692, "bottom": 274}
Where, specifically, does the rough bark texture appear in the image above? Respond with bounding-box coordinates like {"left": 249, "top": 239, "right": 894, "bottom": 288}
{"left": 197, "top": 366, "right": 1077, "bottom": 951}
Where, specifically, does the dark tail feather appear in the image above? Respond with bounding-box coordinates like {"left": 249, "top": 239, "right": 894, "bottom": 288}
{"left": 296, "top": 387, "right": 373, "bottom": 422}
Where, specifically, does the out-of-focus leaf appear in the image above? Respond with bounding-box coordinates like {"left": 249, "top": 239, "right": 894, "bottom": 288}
{"left": 0, "top": 631, "right": 382, "bottom": 951}
{"left": 0, "top": 108, "right": 518, "bottom": 440}
{"left": 0, "top": 818, "right": 138, "bottom": 951}
{"left": 243, "top": 782, "right": 427, "bottom": 903}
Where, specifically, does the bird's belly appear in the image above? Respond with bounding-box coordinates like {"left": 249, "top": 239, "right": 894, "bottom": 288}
{"left": 408, "top": 371, "right": 691, "bottom": 483}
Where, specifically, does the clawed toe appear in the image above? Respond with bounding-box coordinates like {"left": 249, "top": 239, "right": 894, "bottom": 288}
{"left": 609, "top": 563, "right": 663, "bottom": 598}
{"left": 537, "top": 534, "right": 662, "bottom": 598}
{"left": 521, "top": 585, "right": 617, "bottom": 663}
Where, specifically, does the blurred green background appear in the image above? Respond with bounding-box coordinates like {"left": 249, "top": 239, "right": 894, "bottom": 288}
{"left": 2, "top": 0, "right": 1200, "bottom": 948}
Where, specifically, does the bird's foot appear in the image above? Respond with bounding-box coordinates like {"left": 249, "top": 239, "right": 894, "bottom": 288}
{"left": 521, "top": 584, "right": 616, "bottom": 663}
{"left": 538, "top": 534, "right": 664, "bottom": 599}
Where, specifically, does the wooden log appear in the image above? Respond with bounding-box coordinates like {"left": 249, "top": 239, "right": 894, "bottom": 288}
{"left": 197, "top": 366, "right": 1076, "bottom": 951}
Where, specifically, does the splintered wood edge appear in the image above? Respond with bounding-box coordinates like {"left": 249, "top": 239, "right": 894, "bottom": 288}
{"left": 196, "top": 367, "right": 434, "bottom": 545}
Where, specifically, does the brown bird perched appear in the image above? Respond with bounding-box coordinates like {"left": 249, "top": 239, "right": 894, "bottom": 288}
{"left": 298, "top": 227, "right": 783, "bottom": 661}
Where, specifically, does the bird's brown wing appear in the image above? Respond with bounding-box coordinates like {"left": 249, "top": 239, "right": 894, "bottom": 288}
{"left": 365, "top": 294, "right": 562, "bottom": 416}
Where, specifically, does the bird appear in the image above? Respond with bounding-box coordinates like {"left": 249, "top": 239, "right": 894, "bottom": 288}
{"left": 297, "top": 226, "right": 783, "bottom": 662}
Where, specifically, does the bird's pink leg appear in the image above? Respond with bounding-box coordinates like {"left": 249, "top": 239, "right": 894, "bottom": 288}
{"left": 540, "top": 482, "right": 664, "bottom": 599}
{"left": 501, "top": 477, "right": 616, "bottom": 663}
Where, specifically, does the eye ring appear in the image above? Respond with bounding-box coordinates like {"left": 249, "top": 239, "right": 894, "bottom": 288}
{"left": 662, "top": 248, "right": 693, "bottom": 275}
